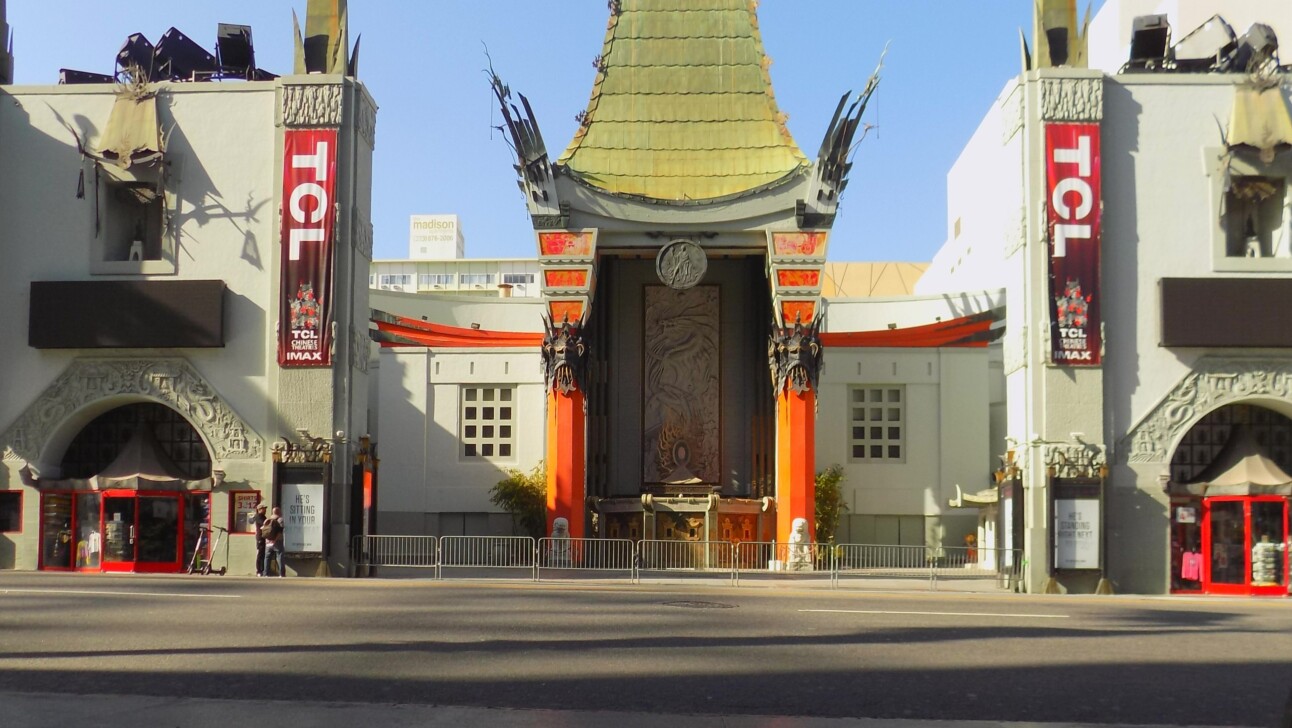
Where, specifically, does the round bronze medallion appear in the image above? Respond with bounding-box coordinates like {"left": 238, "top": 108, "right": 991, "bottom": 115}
{"left": 655, "top": 239, "right": 707, "bottom": 290}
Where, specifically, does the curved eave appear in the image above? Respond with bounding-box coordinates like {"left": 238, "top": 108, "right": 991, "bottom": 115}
{"left": 556, "top": 162, "right": 810, "bottom": 207}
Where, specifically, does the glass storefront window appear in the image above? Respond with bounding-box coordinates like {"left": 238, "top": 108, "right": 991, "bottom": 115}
{"left": 1209, "top": 501, "right": 1247, "bottom": 585}
{"left": 185, "top": 493, "right": 211, "bottom": 568}
{"left": 41, "top": 494, "right": 74, "bottom": 569}
{"left": 137, "top": 496, "right": 180, "bottom": 564}
{"left": 75, "top": 493, "right": 101, "bottom": 569}
{"left": 1170, "top": 500, "right": 1203, "bottom": 592}
{"left": 1251, "top": 500, "right": 1287, "bottom": 587}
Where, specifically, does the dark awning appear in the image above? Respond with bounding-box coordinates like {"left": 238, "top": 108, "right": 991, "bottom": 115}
{"left": 96, "top": 422, "right": 192, "bottom": 488}
{"left": 1169, "top": 425, "right": 1292, "bottom": 497}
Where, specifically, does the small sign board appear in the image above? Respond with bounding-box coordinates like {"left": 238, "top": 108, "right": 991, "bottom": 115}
{"left": 281, "top": 482, "right": 324, "bottom": 555}
{"left": 1054, "top": 498, "right": 1100, "bottom": 570}
{"left": 231, "top": 491, "right": 261, "bottom": 534}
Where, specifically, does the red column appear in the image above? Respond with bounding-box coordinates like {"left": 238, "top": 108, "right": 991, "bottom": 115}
{"left": 545, "top": 388, "right": 586, "bottom": 538}
{"left": 776, "top": 387, "right": 815, "bottom": 546}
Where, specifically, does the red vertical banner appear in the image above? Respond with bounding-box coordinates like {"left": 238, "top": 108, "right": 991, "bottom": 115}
{"left": 279, "top": 129, "right": 339, "bottom": 367}
{"left": 1045, "top": 123, "right": 1102, "bottom": 366}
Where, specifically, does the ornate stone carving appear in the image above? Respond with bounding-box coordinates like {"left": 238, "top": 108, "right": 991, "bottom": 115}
{"left": 282, "top": 84, "right": 343, "bottom": 127}
{"left": 351, "top": 327, "right": 370, "bottom": 374}
{"left": 655, "top": 239, "right": 707, "bottom": 290}
{"left": 787, "top": 517, "right": 813, "bottom": 571}
{"left": 769, "top": 318, "right": 823, "bottom": 396}
{"left": 1045, "top": 443, "right": 1107, "bottom": 479}
{"left": 1122, "top": 357, "right": 1292, "bottom": 463}
{"left": 1039, "top": 77, "right": 1103, "bottom": 122}
{"left": 352, "top": 207, "right": 373, "bottom": 260}
{"left": 1, "top": 358, "right": 263, "bottom": 464}
{"left": 1005, "top": 205, "right": 1027, "bottom": 258}
{"left": 644, "top": 286, "right": 720, "bottom": 485}
{"left": 272, "top": 430, "right": 332, "bottom": 464}
{"left": 541, "top": 315, "right": 588, "bottom": 396}
{"left": 1001, "top": 89, "right": 1023, "bottom": 144}
{"left": 356, "top": 92, "right": 377, "bottom": 149}
{"left": 1003, "top": 323, "right": 1027, "bottom": 376}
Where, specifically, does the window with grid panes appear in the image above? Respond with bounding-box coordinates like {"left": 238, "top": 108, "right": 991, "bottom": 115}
{"left": 848, "top": 386, "right": 905, "bottom": 462}
{"left": 461, "top": 387, "right": 515, "bottom": 459}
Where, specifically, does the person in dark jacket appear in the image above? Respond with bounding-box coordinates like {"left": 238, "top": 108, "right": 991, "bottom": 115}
{"left": 261, "top": 506, "right": 286, "bottom": 577}
{"left": 252, "top": 503, "right": 267, "bottom": 576}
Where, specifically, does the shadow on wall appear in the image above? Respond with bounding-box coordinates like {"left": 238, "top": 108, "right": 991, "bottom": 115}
{"left": 1105, "top": 473, "right": 1168, "bottom": 593}
{"left": 1099, "top": 80, "right": 1143, "bottom": 445}
{"left": 162, "top": 116, "right": 272, "bottom": 272}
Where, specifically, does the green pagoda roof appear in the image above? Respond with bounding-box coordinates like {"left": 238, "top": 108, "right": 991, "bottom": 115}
{"left": 557, "top": 0, "right": 809, "bottom": 202}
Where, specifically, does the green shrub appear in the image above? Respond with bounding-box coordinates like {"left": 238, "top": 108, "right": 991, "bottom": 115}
{"left": 489, "top": 463, "right": 547, "bottom": 538}
{"left": 815, "top": 464, "right": 847, "bottom": 544}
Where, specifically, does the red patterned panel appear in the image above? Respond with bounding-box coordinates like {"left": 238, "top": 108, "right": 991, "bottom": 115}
{"left": 780, "top": 300, "right": 816, "bottom": 325}
{"left": 538, "top": 231, "right": 594, "bottom": 258}
{"left": 549, "top": 300, "right": 584, "bottom": 324}
{"left": 776, "top": 269, "right": 821, "bottom": 288}
{"left": 544, "top": 269, "right": 589, "bottom": 288}
{"left": 771, "top": 232, "right": 827, "bottom": 258}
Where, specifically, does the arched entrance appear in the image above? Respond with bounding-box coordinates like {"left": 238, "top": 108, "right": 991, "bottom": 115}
{"left": 39, "top": 403, "right": 214, "bottom": 573}
{"left": 1168, "top": 403, "right": 1291, "bottom": 596}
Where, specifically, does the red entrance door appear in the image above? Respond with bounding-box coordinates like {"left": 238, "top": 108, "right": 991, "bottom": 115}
{"left": 100, "top": 491, "right": 184, "bottom": 573}
{"left": 1202, "top": 496, "right": 1289, "bottom": 596}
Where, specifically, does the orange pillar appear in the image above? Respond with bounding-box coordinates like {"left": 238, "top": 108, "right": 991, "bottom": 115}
{"left": 776, "top": 387, "right": 816, "bottom": 546}
{"left": 545, "top": 387, "right": 586, "bottom": 538}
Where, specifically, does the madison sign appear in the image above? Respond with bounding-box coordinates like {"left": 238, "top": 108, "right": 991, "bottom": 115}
{"left": 279, "top": 129, "right": 339, "bottom": 367}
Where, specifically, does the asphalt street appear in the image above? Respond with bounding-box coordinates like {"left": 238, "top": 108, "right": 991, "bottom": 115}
{"left": 1, "top": 572, "right": 1290, "bottom": 727}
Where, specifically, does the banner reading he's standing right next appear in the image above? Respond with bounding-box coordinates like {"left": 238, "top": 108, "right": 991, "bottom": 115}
{"left": 1045, "top": 122, "right": 1102, "bottom": 366}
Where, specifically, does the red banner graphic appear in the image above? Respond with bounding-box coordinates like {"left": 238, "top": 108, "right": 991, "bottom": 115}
{"left": 279, "top": 129, "right": 338, "bottom": 367}
{"left": 1045, "top": 123, "right": 1101, "bottom": 366}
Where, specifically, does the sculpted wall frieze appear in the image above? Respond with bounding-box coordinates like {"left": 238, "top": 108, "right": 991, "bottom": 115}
{"left": 282, "top": 84, "right": 343, "bottom": 127}
{"left": 1, "top": 358, "right": 263, "bottom": 464}
{"left": 1122, "top": 358, "right": 1292, "bottom": 463}
{"left": 1039, "top": 77, "right": 1103, "bottom": 122}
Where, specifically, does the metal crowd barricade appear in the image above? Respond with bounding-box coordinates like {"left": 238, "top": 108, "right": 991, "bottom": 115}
{"left": 536, "top": 537, "right": 636, "bottom": 581}
{"left": 932, "top": 546, "right": 1024, "bottom": 591}
{"left": 832, "top": 543, "right": 941, "bottom": 589}
{"left": 351, "top": 535, "right": 438, "bottom": 577}
{"left": 348, "top": 535, "right": 1022, "bottom": 591}
{"left": 731, "top": 541, "right": 833, "bottom": 586}
{"left": 636, "top": 539, "right": 736, "bottom": 584}
{"left": 438, "top": 535, "right": 536, "bottom": 580}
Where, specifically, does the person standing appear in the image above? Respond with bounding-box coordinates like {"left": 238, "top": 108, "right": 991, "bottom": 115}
{"left": 261, "top": 506, "right": 286, "bottom": 577}
{"left": 252, "top": 503, "right": 267, "bottom": 576}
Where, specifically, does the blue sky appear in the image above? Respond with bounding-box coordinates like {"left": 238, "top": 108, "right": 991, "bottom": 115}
{"left": 9, "top": 1, "right": 1102, "bottom": 263}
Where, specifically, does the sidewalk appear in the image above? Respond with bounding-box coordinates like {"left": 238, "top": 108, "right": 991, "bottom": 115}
{"left": 0, "top": 691, "right": 1246, "bottom": 728}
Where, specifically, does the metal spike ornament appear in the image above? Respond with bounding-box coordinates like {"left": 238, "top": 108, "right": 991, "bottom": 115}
{"left": 541, "top": 314, "right": 588, "bottom": 396}
{"left": 768, "top": 315, "right": 823, "bottom": 397}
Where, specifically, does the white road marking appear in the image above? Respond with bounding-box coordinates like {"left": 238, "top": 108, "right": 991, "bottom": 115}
{"left": 1, "top": 588, "right": 241, "bottom": 599}
{"left": 800, "top": 608, "right": 1068, "bottom": 619}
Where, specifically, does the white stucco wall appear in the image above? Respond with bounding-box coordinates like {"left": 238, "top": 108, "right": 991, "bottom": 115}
{"left": 376, "top": 346, "right": 545, "bottom": 535}
{"left": 1103, "top": 74, "right": 1292, "bottom": 446}
{"left": 818, "top": 347, "right": 998, "bottom": 516}
{"left": 0, "top": 83, "right": 279, "bottom": 472}
{"left": 919, "top": 80, "right": 1025, "bottom": 296}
